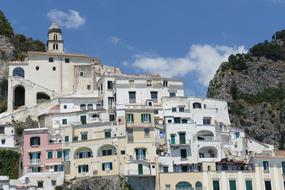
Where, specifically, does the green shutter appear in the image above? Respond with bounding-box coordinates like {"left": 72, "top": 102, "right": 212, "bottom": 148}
{"left": 229, "top": 180, "right": 237, "bottom": 190}
{"left": 149, "top": 114, "right": 151, "bottom": 123}
{"left": 138, "top": 164, "right": 143, "bottom": 175}
{"left": 213, "top": 180, "right": 220, "bottom": 190}
{"left": 141, "top": 114, "right": 143, "bottom": 123}
{"left": 245, "top": 180, "right": 253, "bottom": 190}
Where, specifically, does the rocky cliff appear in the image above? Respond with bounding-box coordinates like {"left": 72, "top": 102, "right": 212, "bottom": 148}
{"left": 0, "top": 10, "right": 45, "bottom": 112}
{"left": 207, "top": 30, "right": 285, "bottom": 149}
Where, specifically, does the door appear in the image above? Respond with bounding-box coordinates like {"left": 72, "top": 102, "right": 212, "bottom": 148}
{"left": 138, "top": 164, "right": 143, "bottom": 175}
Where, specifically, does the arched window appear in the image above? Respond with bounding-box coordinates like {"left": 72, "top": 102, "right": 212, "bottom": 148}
{"left": 13, "top": 67, "right": 24, "bottom": 78}
{"left": 55, "top": 44, "right": 58, "bottom": 50}
{"left": 54, "top": 34, "right": 57, "bottom": 40}
{"left": 14, "top": 85, "right": 25, "bottom": 109}
{"left": 176, "top": 181, "right": 192, "bottom": 190}
{"left": 193, "top": 102, "right": 202, "bottom": 109}
{"left": 36, "top": 92, "right": 50, "bottom": 104}
{"left": 87, "top": 104, "right": 93, "bottom": 110}
{"left": 195, "top": 182, "right": 202, "bottom": 190}
{"left": 80, "top": 104, "right": 86, "bottom": 111}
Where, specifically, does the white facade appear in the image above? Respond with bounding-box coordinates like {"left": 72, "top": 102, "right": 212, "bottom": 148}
{"left": 0, "top": 125, "right": 15, "bottom": 148}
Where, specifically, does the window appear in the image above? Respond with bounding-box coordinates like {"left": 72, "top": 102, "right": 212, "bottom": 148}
{"left": 144, "top": 128, "right": 150, "bottom": 137}
{"left": 181, "top": 165, "right": 188, "bottom": 172}
{"left": 78, "top": 165, "right": 89, "bottom": 173}
{"left": 57, "top": 150, "right": 62, "bottom": 159}
{"left": 80, "top": 115, "right": 87, "bottom": 124}
{"left": 181, "top": 119, "right": 188, "bottom": 124}
{"left": 126, "top": 114, "right": 134, "bottom": 123}
{"left": 1, "top": 139, "right": 5, "bottom": 145}
{"left": 102, "top": 149, "right": 112, "bottom": 156}
{"left": 78, "top": 151, "right": 92, "bottom": 158}
{"left": 159, "top": 130, "right": 164, "bottom": 138}
{"left": 12, "top": 67, "right": 25, "bottom": 77}
{"left": 81, "top": 132, "right": 88, "bottom": 141}
{"left": 169, "top": 92, "right": 176, "bottom": 97}
{"left": 65, "top": 58, "right": 70, "bottom": 63}
{"left": 174, "top": 117, "right": 181, "bottom": 123}
{"left": 229, "top": 180, "right": 237, "bottom": 190}
{"left": 146, "top": 80, "right": 152, "bottom": 87}
{"left": 105, "top": 130, "right": 111, "bottom": 139}
{"left": 265, "top": 181, "right": 272, "bottom": 190}
{"left": 63, "top": 105, "right": 67, "bottom": 109}
{"left": 47, "top": 151, "right": 53, "bottom": 159}
{"left": 36, "top": 66, "right": 39, "bottom": 70}
{"left": 107, "top": 81, "right": 113, "bottom": 90}
{"left": 62, "top": 119, "right": 67, "bottom": 125}
{"left": 30, "top": 136, "right": 40, "bottom": 146}
{"left": 92, "top": 114, "right": 99, "bottom": 118}
{"left": 179, "top": 133, "right": 186, "bottom": 144}
{"left": 141, "top": 114, "right": 151, "bottom": 123}
{"left": 51, "top": 180, "right": 56, "bottom": 186}
{"left": 172, "top": 107, "right": 177, "bottom": 112}
{"left": 282, "top": 162, "right": 285, "bottom": 174}
{"left": 195, "top": 182, "right": 202, "bottom": 190}
{"left": 108, "top": 97, "right": 114, "bottom": 109}
{"left": 102, "top": 162, "right": 112, "bottom": 171}
{"left": 129, "top": 91, "right": 136, "bottom": 103}
{"left": 180, "top": 149, "right": 187, "bottom": 159}
{"left": 129, "top": 80, "right": 134, "bottom": 86}
{"left": 80, "top": 71, "right": 84, "bottom": 77}
{"left": 235, "top": 132, "right": 240, "bottom": 138}
{"left": 80, "top": 104, "right": 86, "bottom": 111}
{"left": 138, "top": 164, "right": 143, "bottom": 174}
{"left": 213, "top": 180, "right": 220, "bottom": 190}
{"left": 52, "top": 66, "right": 56, "bottom": 71}
{"left": 170, "top": 134, "right": 176, "bottom": 144}
{"left": 163, "top": 166, "right": 168, "bottom": 173}
{"left": 87, "top": 85, "right": 91, "bottom": 90}
{"left": 245, "top": 180, "right": 253, "bottom": 190}
{"left": 87, "top": 104, "right": 93, "bottom": 110}
{"left": 109, "top": 114, "right": 115, "bottom": 121}
{"left": 0, "top": 126, "right": 4, "bottom": 134}
{"left": 163, "top": 80, "right": 168, "bottom": 87}
{"left": 203, "top": 117, "right": 211, "bottom": 125}
{"left": 63, "top": 149, "right": 70, "bottom": 161}
{"left": 165, "top": 185, "right": 170, "bottom": 190}
{"left": 37, "top": 181, "right": 43, "bottom": 188}
{"left": 135, "top": 149, "right": 146, "bottom": 160}
{"left": 178, "top": 107, "right": 185, "bottom": 112}
{"left": 150, "top": 91, "right": 158, "bottom": 100}
{"left": 49, "top": 57, "right": 54, "bottom": 62}
{"left": 263, "top": 161, "right": 269, "bottom": 172}
{"left": 121, "top": 150, "right": 125, "bottom": 155}
{"left": 193, "top": 102, "right": 202, "bottom": 109}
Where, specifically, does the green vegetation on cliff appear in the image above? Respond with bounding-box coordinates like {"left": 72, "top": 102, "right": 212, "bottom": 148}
{"left": 0, "top": 149, "right": 20, "bottom": 179}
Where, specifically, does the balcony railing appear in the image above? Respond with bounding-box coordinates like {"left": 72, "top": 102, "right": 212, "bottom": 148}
{"left": 169, "top": 139, "right": 191, "bottom": 146}
{"left": 29, "top": 159, "right": 41, "bottom": 165}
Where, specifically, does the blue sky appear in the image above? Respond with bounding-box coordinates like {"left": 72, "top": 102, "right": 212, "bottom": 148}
{"left": 1, "top": 0, "right": 285, "bottom": 96}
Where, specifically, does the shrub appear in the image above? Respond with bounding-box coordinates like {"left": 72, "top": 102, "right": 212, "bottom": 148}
{"left": 0, "top": 149, "right": 20, "bottom": 179}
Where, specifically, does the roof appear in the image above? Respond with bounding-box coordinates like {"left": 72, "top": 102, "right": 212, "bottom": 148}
{"left": 49, "top": 22, "right": 60, "bottom": 30}
{"left": 28, "top": 51, "right": 93, "bottom": 59}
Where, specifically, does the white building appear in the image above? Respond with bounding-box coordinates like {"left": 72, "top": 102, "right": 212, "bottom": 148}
{"left": 0, "top": 124, "right": 15, "bottom": 148}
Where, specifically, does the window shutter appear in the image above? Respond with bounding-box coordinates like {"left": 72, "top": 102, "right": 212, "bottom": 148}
{"left": 102, "top": 163, "right": 105, "bottom": 171}
{"left": 141, "top": 114, "right": 143, "bottom": 123}
{"left": 110, "top": 163, "right": 113, "bottom": 170}
{"left": 149, "top": 114, "right": 151, "bottom": 122}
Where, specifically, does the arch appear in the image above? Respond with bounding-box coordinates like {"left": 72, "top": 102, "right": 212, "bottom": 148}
{"left": 193, "top": 102, "right": 201, "bottom": 109}
{"left": 13, "top": 85, "right": 25, "bottom": 109}
{"left": 175, "top": 181, "right": 192, "bottom": 190}
{"left": 36, "top": 92, "right": 50, "bottom": 104}
{"left": 87, "top": 104, "right": 93, "bottom": 110}
{"left": 97, "top": 144, "right": 117, "bottom": 157}
{"left": 199, "top": 147, "right": 218, "bottom": 158}
{"left": 74, "top": 147, "right": 93, "bottom": 159}
{"left": 80, "top": 104, "right": 86, "bottom": 111}
{"left": 197, "top": 130, "right": 214, "bottom": 141}
{"left": 12, "top": 67, "right": 24, "bottom": 78}
{"left": 195, "top": 181, "right": 202, "bottom": 190}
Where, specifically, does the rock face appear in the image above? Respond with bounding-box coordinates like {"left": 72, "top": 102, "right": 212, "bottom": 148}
{"left": 207, "top": 30, "right": 285, "bottom": 149}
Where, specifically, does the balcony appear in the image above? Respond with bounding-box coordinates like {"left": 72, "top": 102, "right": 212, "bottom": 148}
{"left": 169, "top": 139, "right": 191, "bottom": 146}
{"left": 29, "top": 159, "right": 41, "bottom": 165}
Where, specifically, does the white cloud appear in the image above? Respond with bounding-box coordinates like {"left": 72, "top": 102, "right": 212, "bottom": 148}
{"left": 131, "top": 44, "right": 247, "bottom": 86}
{"left": 47, "top": 9, "right": 85, "bottom": 29}
{"left": 110, "top": 36, "right": 121, "bottom": 45}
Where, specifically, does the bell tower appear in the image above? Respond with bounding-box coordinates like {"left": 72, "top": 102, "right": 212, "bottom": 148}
{"left": 47, "top": 22, "right": 64, "bottom": 52}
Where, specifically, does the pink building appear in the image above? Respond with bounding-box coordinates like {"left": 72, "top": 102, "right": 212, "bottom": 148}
{"left": 23, "top": 128, "right": 63, "bottom": 174}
